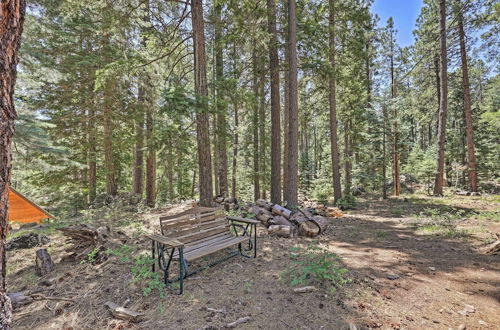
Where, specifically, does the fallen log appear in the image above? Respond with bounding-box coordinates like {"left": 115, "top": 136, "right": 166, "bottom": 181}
{"left": 293, "top": 286, "right": 317, "bottom": 293}
{"left": 269, "top": 215, "right": 293, "bottom": 227}
{"left": 268, "top": 225, "right": 297, "bottom": 238}
{"left": 480, "top": 240, "right": 500, "bottom": 254}
{"left": 35, "top": 249, "right": 55, "bottom": 276}
{"left": 272, "top": 204, "right": 292, "bottom": 219}
{"left": 256, "top": 213, "right": 273, "bottom": 226}
{"left": 104, "top": 301, "right": 144, "bottom": 322}
{"left": 256, "top": 199, "right": 273, "bottom": 211}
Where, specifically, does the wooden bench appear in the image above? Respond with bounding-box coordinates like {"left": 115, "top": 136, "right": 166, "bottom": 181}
{"left": 147, "top": 207, "right": 258, "bottom": 294}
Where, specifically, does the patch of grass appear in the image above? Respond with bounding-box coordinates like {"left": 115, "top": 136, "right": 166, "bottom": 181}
{"left": 474, "top": 211, "right": 500, "bottom": 222}
{"left": 375, "top": 230, "right": 387, "bottom": 238}
{"left": 417, "top": 224, "right": 470, "bottom": 239}
{"left": 106, "top": 244, "right": 133, "bottom": 262}
{"left": 281, "top": 243, "right": 351, "bottom": 292}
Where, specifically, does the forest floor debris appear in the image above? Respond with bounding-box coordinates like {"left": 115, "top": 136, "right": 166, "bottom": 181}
{"left": 7, "top": 193, "right": 500, "bottom": 329}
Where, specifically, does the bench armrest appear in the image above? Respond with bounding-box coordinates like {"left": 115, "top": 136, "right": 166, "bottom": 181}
{"left": 227, "top": 216, "right": 260, "bottom": 225}
{"left": 147, "top": 234, "right": 184, "bottom": 248}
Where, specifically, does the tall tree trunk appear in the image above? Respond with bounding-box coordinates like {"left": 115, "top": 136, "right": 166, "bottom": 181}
{"left": 252, "top": 52, "right": 260, "bottom": 201}
{"left": 192, "top": 0, "right": 213, "bottom": 206}
{"left": 328, "top": 0, "right": 342, "bottom": 203}
{"left": 133, "top": 89, "right": 145, "bottom": 196}
{"left": 103, "top": 84, "right": 117, "bottom": 196}
{"left": 231, "top": 101, "right": 238, "bottom": 199}
{"left": 0, "top": 2, "right": 26, "bottom": 328}
{"left": 215, "top": 3, "right": 228, "bottom": 197}
{"left": 212, "top": 113, "right": 219, "bottom": 194}
{"left": 167, "top": 147, "right": 174, "bottom": 201}
{"left": 284, "top": 0, "right": 299, "bottom": 207}
{"left": 390, "top": 38, "right": 400, "bottom": 196}
{"left": 267, "top": 0, "right": 281, "bottom": 204}
{"left": 382, "top": 106, "right": 388, "bottom": 199}
{"left": 457, "top": 3, "right": 477, "bottom": 192}
{"left": 231, "top": 43, "right": 239, "bottom": 199}
{"left": 259, "top": 62, "right": 266, "bottom": 199}
{"left": 88, "top": 106, "right": 97, "bottom": 203}
{"left": 434, "top": 0, "right": 449, "bottom": 196}
{"left": 344, "top": 120, "right": 352, "bottom": 195}
{"left": 145, "top": 103, "right": 156, "bottom": 207}
{"left": 282, "top": 0, "right": 290, "bottom": 203}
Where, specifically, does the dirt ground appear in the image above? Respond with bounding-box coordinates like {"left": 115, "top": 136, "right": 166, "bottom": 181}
{"left": 7, "top": 193, "right": 500, "bottom": 330}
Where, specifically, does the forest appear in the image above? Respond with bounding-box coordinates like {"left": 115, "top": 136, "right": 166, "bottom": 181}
{"left": 0, "top": 0, "right": 499, "bottom": 329}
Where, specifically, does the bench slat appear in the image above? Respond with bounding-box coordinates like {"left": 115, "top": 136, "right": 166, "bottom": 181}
{"left": 166, "top": 219, "right": 227, "bottom": 237}
{"left": 176, "top": 226, "right": 229, "bottom": 244}
{"left": 182, "top": 236, "right": 249, "bottom": 261}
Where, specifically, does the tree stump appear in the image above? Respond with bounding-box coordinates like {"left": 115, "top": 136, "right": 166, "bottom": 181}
{"left": 35, "top": 248, "right": 55, "bottom": 276}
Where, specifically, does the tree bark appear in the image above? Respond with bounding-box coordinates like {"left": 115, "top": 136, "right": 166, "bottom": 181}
{"left": 192, "top": 0, "right": 213, "bottom": 206}
{"left": 434, "top": 0, "right": 449, "bottom": 196}
{"left": 343, "top": 120, "right": 352, "bottom": 195}
{"left": 215, "top": 3, "right": 228, "bottom": 197}
{"left": 328, "top": 0, "right": 342, "bottom": 203}
{"left": 284, "top": 0, "right": 299, "bottom": 207}
{"left": 145, "top": 103, "right": 155, "bottom": 207}
{"left": 282, "top": 0, "right": 290, "bottom": 203}
{"left": 389, "top": 24, "right": 400, "bottom": 197}
{"left": 87, "top": 106, "right": 97, "bottom": 203}
{"left": 259, "top": 61, "right": 266, "bottom": 199}
{"left": 267, "top": 0, "right": 281, "bottom": 204}
{"left": 103, "top": 82, "right": 117, "bottom": 196}
{"left": 252, "top": 52, "right": 260, "bottom": 201}
{"left": 0, "top": 2, "right": 26, "bottom": 328}
{"left": 457, "top": 3, "right": 477, "bottom": 192}
{"left": 231, "top": 42, "right": 239, "bottom": 199}
{"left": 133, "top": 88, "right": 145, "bottom": 197}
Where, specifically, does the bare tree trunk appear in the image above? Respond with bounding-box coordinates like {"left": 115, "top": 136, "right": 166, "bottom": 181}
{"left": 267, "top": 0, "right": 281, "bottom": 204}
{"left": 382, "top": 106, "right": 388, "bottom": 199}
{"left": 252, "top": 52, "right": 260, "bottom": 201}
{"left": 0, "top": 2, "right": 26, "bottom": 328}
{"left": 214, "top": 3, "right": 228, "bottom": 197}
{"left": 145, "top": 104, "right": 155, "bottom": 207}
{"left": 88, "top": 106, "right": 97, "bottom": 203}
{"left": 231, "top": 43, "right": 239, "bottom": 199}
{"left": 103, "top": 83, "right": 117, "bottom": 196}
{"left": 343, "top": 121, "right": 352, "bottom": 195}
{"left": 434, "top": 0, "right": 449, "bottom": 196}
{"left": 284, "top": 0, "right": 299, "bottom": 207}
{"left": 390, "top": 30, "right": 400, "bottom": 197}
{"left": 259, "top": 62, "right": 266, "bottom": 199}
{"left": 192, "top": 0, "right": 213, "bottom": 206}
{"left": 457, "top": 3, "right": 478, "bottom": 192}
{"left": 328, "top": 0, "right": 342, "bottom": 203}
{"left": 282, "top": 0, "right": 290, "bottom": 203}
{"left": 133, "top": 89, "right": 145, "bottom": 196}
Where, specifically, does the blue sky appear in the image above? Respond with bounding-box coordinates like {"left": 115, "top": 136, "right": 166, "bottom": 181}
{"left": 372, "top": 0, "right": 424, "bottom": 47}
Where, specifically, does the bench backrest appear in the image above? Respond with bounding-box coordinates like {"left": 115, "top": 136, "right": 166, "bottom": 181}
{"left": 159, "top": 207, "right": 228, "bottom": 244}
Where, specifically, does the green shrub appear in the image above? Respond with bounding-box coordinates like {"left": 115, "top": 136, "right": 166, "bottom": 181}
{"left": 282, "top": 244, "right": 351, "bottom": 292}
{"left": 336, "top": 195, "right": 356, "bottom": 209}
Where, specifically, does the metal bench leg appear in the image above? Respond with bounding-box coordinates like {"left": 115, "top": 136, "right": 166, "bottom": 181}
{"left": 179, "top": 247, "right": 185, "bottom": 295}
{"left": 151, "top": 240, "right": 156, "bottom": 272}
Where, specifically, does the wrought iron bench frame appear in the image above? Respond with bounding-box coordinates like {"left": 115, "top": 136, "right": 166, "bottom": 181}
{"left": 147, "top": 207, "right": 258, "bottom": 294}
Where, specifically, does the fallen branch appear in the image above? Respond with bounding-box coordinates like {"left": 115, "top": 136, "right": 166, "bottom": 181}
{"left": 227, "top": 316, "right": 252, "bottom": 328}
{"left": 105, "top": 301, "right": 144, "bottom": 322}
{"left": 30, "top": 294, "right": 76, "bottom": 303}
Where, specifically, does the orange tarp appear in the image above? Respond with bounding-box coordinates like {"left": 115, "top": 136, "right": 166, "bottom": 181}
{"left": 8, "top": 187, "right": 53, "bottom": 224}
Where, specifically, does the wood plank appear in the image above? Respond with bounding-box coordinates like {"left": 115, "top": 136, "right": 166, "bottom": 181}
{"left": 173, "top": 234, "right": 236, "bottom": 257}
{"left": 159, "top": 207, "right": 221, "bottom": 221}
{"left": 183, "top": 236, "right": 250, "bottom": 261}
{"left": 176, "top": 226, "right": 229, "bottom": 245}
{"left": 147, "top": 234, "right": 184, "bottom": 247}
{"left": 161, "top": 212, "right": 222, "bottom": 231}
{"left": 167, "top": 219, "right": 228, "bottom": 237}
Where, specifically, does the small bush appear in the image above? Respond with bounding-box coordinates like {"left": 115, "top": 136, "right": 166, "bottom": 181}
{"left": 336, "top": 195, "right": 356, "bottom": 209}
{"left": 282, "top": 244, "right": 351, "bottom": 292}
